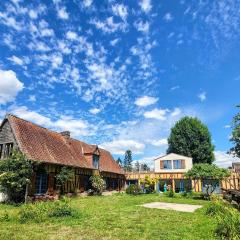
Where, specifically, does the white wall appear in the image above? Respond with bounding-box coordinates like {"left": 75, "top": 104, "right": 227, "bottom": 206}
{"left": 154, "top": 153, "right": 193, "bottom": 173}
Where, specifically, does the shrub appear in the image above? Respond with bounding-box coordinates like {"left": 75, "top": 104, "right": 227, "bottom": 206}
{"left": 205, "top": 201, "right": 228, "bottom": 217}
{"left": 0, "top": 211, "right": 10, "bottom": 222}
{"left": 18, "top": 198, "right": 78, "bottom": 223}
{"left": 140, "top": 176, "right": 155, "bottom": 194}
{"left": 48, "top": 198, "right": 75, "bottom": 217}
{"left": 126, "top": 184, "right": 142, "bottom": 195}
{"left": 89, "top": 175, "right": 106, "bottom": 195}
{"left": 215, "top": 208, "right": 240, "bottom": 240}
{"left": 166, "top": 188, "right": 175, "bottom": 198}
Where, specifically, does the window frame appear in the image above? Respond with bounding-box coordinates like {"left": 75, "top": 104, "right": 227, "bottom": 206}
{"left": 35, "top": 173, "right": 48, "bottom": 195}
{"left": 4, "top": 142, "right": 13, "bottom": 158}
{"left": 173, "top": 160, "right": 182, "bottom": 169}
{"left": 163, "top": 160, "right": 172, "bottom": 169}
{"left": 0, "top": 144, "right": 3, "bottom": 159}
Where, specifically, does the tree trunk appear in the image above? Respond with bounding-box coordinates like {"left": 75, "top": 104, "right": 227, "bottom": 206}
{"left": 24, "top": 183, "right": 28, "bottom": 204}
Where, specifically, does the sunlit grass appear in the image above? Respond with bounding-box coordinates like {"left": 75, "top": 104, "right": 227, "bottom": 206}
{"left": 0, "top": 193, "right": 216, "bottom": 240}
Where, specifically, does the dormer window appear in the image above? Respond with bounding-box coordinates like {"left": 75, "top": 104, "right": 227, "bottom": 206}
{"left": 93, "top": 154, "right": 99, "bottom": 169}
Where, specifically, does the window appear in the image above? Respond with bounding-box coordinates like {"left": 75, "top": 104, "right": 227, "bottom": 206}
{"left": 35, "top": 173, "right": 48, "bottom": 195}
{"left": 173, "top": 160, "right": 182, "bottom": 169}
{"left": 4, "top": 143, "right": 13, "bottom": 158}
{"left": 93, "top": 154, "right": 99, "bottom": 169}
{"left": 0, "top": 144, "right": 3, "bottom": 159}
{"left": 163, "top": 160, "right": 172, "bottom": 169}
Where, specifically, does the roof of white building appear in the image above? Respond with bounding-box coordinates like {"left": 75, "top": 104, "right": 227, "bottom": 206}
{"left": 154, "top": 153, "right": 192, "bottom": 161}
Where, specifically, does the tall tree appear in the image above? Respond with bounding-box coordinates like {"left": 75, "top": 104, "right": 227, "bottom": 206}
{"left": 229, "top": 105, "right": 240, "bottom": 158}
{"left": 134, "top": 161, "right": 140, "bottom": 172}
{"left": 123, "top": 150, "right": 133, "bottom": 172}
{"left": 167, "top": 117, "right": 215, "bottom": 164}
{"left": 116, "top": 157, "right": 122, "bottom": 167}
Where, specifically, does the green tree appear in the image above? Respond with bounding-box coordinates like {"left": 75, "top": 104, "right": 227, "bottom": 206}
{"left": 0, "top": 151, "right": 34, "bottom": 203}
{"left": 229, "top": 105, "right": 240, "bottom": 158}
{"left": 185, "top": 163, "right": 230, "bottom": 198}
{"left": 123, "top": 150, "right": 133, "bottom": 172}
{"left": 116, "top": 157, "right": 122, "bottom": 167}
{"left": 167, "top": 117, "right": 215, "bottom": 164}
{"left": 56, "top": 166, "right": 74, "bottom": 194}
{"left": 134, "top": 161, "right": 140, "bottom": 172}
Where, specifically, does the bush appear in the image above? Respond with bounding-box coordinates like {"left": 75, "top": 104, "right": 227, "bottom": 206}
{"left": 0, "top": 211, "right": 10, "bottom": 222}
{"left": 89, "top": 175, "right": 106, "bottom": 195}
{"left": 126, "top": 184, "right": 142, "bottom": 195}
{"left": 215, "top": 208, "right": 240, "bottom": 240}
{"left": 48, "top": 198, "right": 75, "bottom": 217}
{"left": 166, "top": 188, "right": 175, "bottom": 198}
{"left": 18, "top": 198, "right": 78, "bottom": 223}
{"left": 205, "top": 201, "right": 228, "bottom": 217}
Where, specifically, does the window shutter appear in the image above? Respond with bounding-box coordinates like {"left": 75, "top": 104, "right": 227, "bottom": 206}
{"left": 160, "top": 161, "right": 164, "bottom": 169}
{"left": 181, "top": 160, "right": 185, "bottom": 169}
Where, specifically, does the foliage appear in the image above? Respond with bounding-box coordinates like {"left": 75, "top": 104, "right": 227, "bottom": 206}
{"left": 167, "top": 117, "right": 215, "bottom": 164}
{"left": 229, "top": 105, "right": 240, "bottom": 158}
{"left": 140, "top": 163, "right": 150, "bottom": 171}
{"left": 140, "top": 176, "right": 155, "bottom": 193}
{"left": 215, "top": 208, "right": 240, "bottom": 240}
{"left": 19, "top": 198, "right": 77, "bottom": 223}
{"left": 123, "top": 150, "right": 133, "bottom": 172}
{"left": 116, "top": 157, "right": 122, "bottom": 167}
{"left": 56, "top": 166, "right": 74, "bottom": 193}
{"left": 166, "top": 188, "right": 175, "bottom": 198}
{"left": 0, "top": 211, "right": 10, "bottom": 222}
{"left": 205, "top": 201, "right": 229, "bottom": 217}
{"left": 48, "top": 197, "right": 76, "bottom": 217}
{"left": 89, "top": 175, "right": 106, "bottom": 195}
{"left": 134, "top": 161, "right": 140, "bottom": 172}
{"left": 185, "top": 163, "right": 230, "bottom": 199}
{"left": 0, "top": 151, "right": 34, "bottom": 203}
{"left": 126, "top": 184, "right": 142, "bottom": 195}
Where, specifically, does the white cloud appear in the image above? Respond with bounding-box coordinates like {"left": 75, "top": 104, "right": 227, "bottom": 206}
{"left": 57, "top": 7, "right": 69, "bottom": 20}
{"left": 171, "top": 107, "right": 181, "bottom": 117}
{"left": 11, "top": 106, "right": 96, "bottom": 137}
{"left": 82, "top": 0, "right": 93, "bottom": 7}
{"left": 66, "top": 31, "right": 78, "bottom": 40}
{"left": 29, "top": 9, "right": 38, "bottom": 19}
{"left": 143, "top": 108, "right": 168, "bottom": 120}
{"left": 100, "top": 139, "right": 145, "bottom": 154}
{"left": 51, "top": 54, "right": 63, "bottom": 68}
{"left": 135, "top": 96, "right": 158, "bottom": 107}
{"left": 198, "top": 91, "right": 206, "bottom": 102}
{"left": 90, "top": 17, "right": 127, "bottom": 33}
{"left": 149, "top": 138, "right": 168, "bottom": 147}
{"left": 214, "top": 151, "right": 240, "bottom": 168}
{"left": 89, "top": 108, "right": 101, "bottom": 114}
{"left": 0, "top": 69, "right": 24, "bottom": 104}
{"left": 7, "top": 55, "right": 23, "bottom": 65}
{"left": 134, "top": 20, "right": 149, "bottom": 33}
{"left": 164, "top": 12, "right": 173, "bottom": 22}
{"left": 139, "top": 0, "right": 152, "bottom": 13}
{"left": 110, "top": 38, "right": 120, "bottom": 46}
{"left": 112, "top": 4, "right": 128, "bottom": 21}
{"left": 28, "top": 95, "right": 36, "bottom": 102}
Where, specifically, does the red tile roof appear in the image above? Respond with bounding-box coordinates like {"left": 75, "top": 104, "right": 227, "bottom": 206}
{"left": 6, "top": 114, "right": 123, "bottom": 174}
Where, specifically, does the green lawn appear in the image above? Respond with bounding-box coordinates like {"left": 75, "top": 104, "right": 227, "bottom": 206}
{"left": 0, "top": 194, "right": 217, "bottom": 240}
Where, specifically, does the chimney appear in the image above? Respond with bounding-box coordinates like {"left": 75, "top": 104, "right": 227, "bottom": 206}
{"left": 60, "top": 131, "right": 70, "bottom": 139}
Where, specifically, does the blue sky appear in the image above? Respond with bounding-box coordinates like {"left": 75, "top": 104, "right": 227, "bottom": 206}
{"left": 0, "top": 0, "right": 240, "bottom": 168}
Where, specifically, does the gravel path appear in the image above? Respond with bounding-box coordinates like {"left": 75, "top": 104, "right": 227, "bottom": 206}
{"left": 141, "top": 202, "right": 202, "bottom": 212}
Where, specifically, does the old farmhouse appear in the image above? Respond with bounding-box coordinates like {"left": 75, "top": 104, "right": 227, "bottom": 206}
{"left": 0, "top": 114, "right": 125, "bottom": 197}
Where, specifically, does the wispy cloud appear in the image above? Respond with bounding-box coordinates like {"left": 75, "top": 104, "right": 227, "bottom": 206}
{"left": 135, "top": 96, "right": 158, "bottom": 107}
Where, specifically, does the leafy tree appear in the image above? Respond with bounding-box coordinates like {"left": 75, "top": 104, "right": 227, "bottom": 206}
{"left": 0, "top": 151, "right": 34, "bottom": 203}
{"left": 140, "top": 176, "right": 155, "bottom": 193}
{"left": 167, "top": 117, "right": 215, "bottom": 164}
{"left": 141, "top": 163, "right": 150, "bottom": 172}
{"left": 116, "top": 157, "right": 122, "bottom": 167}
{"left": 89, "top": 175, "right": 106, "bottom": 195}
{"left": 56, "top": 166, "right": 74, "bottom": 194}
{"left": 229, "top": 105, "right": 240, "bottom": 158}
{"left": 123, "top": 150, "right": 133, "bottom": 172}
{"left": 134, "top": 161, "right": 140, "bottom": 172}
{"left": 185, "top": 164, "right": 230, "bottom": 199}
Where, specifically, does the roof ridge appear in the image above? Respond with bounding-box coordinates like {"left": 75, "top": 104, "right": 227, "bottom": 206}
{"left": 6, "top": 113, "right": 96, "bottom": 150}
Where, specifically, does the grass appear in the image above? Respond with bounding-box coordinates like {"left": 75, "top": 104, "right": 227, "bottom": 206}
{"left": 0, "top": 193, "right": 217, "bottom": 240}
